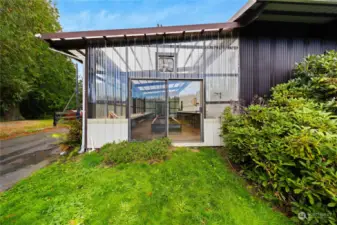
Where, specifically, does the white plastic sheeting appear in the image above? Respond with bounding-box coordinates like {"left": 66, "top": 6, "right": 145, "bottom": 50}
{"left": 86, "top": 31, "right": 239, "bottom": 145}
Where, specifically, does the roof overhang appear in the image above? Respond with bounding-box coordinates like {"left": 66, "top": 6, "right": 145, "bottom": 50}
{"left": 36, "top": 22, "right": 240, "bottom": 53}
{"left": 37, "top": 0, "right": 337, "bottom": 59}
{"left": 229, "top": 0, "right": 337, "bottom": 25}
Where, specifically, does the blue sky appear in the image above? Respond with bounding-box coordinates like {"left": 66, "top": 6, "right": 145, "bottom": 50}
{"left": 54, "top": 0, "right": 247, "bottom": 32}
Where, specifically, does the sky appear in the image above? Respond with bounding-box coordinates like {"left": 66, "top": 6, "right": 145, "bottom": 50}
{"left": 53, "top": 0, "right": 247, "bottom": 32}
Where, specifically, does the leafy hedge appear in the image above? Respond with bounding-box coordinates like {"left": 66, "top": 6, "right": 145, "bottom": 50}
{"left": 271, "top": 50, "right": 337, "bottom": 114}
{"left": 62, "top": 120, "right": 82, "bottom": 148}
{"left": 99, "top": 138, "right": 171, "bottom": 165}
{"left": 221, "top": 51, "right": 337, "bottom": 224}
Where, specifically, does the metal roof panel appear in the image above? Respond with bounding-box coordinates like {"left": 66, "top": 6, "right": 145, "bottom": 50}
{"left": 229, "top": 0, "right": 337, "bottom": 24}
{"left": 257, "top": 14, "right": 335, "bottom": 23}
{"left": 265, "top": 2, "right": 337, "bottom": 14}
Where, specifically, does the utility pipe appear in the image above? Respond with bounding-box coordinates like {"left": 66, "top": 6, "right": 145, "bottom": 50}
{"left": 79, "top": 58, "right": 86, "bottom": 154}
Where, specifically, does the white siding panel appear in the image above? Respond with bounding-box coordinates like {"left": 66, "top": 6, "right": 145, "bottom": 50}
{"left": 87, "top": 119, "right": 128, "bottom": 148}
{"left": 172, "top": 118, "right": 223, "bottom": 147}
{"left": 88, "top": 118, "right": 222, "bottom": 148}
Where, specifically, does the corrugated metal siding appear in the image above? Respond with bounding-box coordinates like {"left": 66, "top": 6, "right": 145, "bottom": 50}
{"left": 257, "top": 37, "right": 271, "bottom": 96}
{"left": 239, "top": 37, "right": 254, "bottom": 104}
{"left": 240, "top": 35, "right": 337, "bottom": 104}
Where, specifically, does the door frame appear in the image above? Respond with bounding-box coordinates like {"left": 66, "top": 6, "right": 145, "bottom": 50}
{"left": 128, "top": 78, "right": 204, "bottom": 142}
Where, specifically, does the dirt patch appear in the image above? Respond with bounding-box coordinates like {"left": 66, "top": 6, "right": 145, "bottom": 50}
{"left": 168, "top": 146, "right": 177, "bottom": 151}
{"left": 0, "top": 127, "right": 67, "bottom": 141}
{"left": 148, "top": 159, "right": 164, "bottom": 165}
{"left": 216, "top": 147, "right": 241, "bottom": 173}
{"left": 0, "top": 119, "right": 69, "bottom": 141}
{"left": 167, "top": 146, "right": 200, "bottom": 153}
{"left": 190, "top": 148, "right": 200, "bottom": 152}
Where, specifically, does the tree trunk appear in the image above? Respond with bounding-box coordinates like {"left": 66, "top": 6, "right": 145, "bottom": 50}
{"left": 3, "top": 104, "right": 24, "bottom": 121}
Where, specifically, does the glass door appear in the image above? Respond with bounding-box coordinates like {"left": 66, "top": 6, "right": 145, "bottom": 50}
{"left": 130, "top": 80, "right": 167, "bottom": 141}
{"left": 129, "top": 79, "right": 203, "bottom": 142}
{"left": 168, "top": 80, "right": 202, "bottom": 142}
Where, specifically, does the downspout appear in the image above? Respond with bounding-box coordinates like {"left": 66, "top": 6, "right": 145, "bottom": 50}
{"left": 35, "top": 33, "right": 86, "bottom": 153}
{"left": 78, "top": 61, "right": 86, "bottom": 153}
{"left": 79, "top": 48, "right": 87, "bottom": 154}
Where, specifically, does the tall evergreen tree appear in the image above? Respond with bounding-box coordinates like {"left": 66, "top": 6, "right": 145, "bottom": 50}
{"left": 0, "top": 0, "right": 76, "bottom": 120}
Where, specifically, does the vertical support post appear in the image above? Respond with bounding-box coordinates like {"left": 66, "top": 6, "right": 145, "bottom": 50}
{"left": 75, "top": 63, "right": 79, "bottom": 113}
{"left": 165, "top": 79, "right": 169, "bottom": 137}
{"left": 237, "top": 31, "right": 241, "bottom": 104}
{"left": 128, "top": 78, "right": 132, "bottom": 141}
{"left": 114, "top": 64, "right": 117, "bottom": 114}
{"left": 92, "top": 48, "right": 97, "bottom": 118}
{"left": 202, "top": 37, "right": 207, "bottom": 142}
{"left": 126, "top": 46, "right": 129, "bottom": 118}
{"left": 79, "top": 47, "right": 88, "bottom": 153}
{"left": 120, "top": 68, "right": 123, "bottom": 117}
{"left": 174, "top": 41, "right": 177, "bottom": 79}
{"left": 87, "top": 47, "right": 96, "bottom": 119}
{"left": 143, "top": 97, "right": 146, "bottom": 113}
{"left": 105, "top": 41, "right": 109, "bottom": 118}
{"left": 126, "top": 44, "right": 131, "bottom": 141}
{"left": 53, "top": 112, "right": 57, "bottom": 127}
{"left": 84, "top": 47, "right": 89, "bottom": 151}
{"left": 156, "top": 42, "right": 159, "bottom": 77}
{"left": 203, "top": 38, "right": 206, "bottom": 117}
{"left": 200, "top": 80, "right": 204, "bottom": 142}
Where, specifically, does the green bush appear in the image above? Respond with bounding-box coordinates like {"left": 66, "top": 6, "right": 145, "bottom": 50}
{"left": 63, "top": 119, "right": 82, "bottom": 148}
{"left": 271, "top": 50, "right": 337, "bottom": 114}
{"left": 294, "top": 50, "right": 337, "bottom": 101}
{"left": 222, "top": 51, "right": 337, "bottom": 224}
{"left": 99, "top": 138, "right": 171, "bottom": 165}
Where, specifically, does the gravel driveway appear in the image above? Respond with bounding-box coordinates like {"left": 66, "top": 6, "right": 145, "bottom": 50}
{"left": 0, "top": 128, "right": 68, "bottom": 192}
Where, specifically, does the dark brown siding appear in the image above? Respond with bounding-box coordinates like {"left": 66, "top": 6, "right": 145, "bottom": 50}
{"left": 239, "top": 21, "right": 337, "bottom": 105}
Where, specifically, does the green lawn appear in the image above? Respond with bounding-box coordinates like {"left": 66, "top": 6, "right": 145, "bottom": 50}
{"left": 0, "top": 119, "right": 58, "bottom": 139}
{"left": 0, "top": 148, "right": 293, "bottom": 225}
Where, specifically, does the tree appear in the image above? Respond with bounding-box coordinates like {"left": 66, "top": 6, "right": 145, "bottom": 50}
{"left": 0, "top": 0, "right": 76, "bottom": 120}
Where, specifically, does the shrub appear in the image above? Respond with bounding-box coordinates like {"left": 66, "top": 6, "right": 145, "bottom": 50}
{"left": 62, "top": 119, "right": 82, "bottom": 148}
{"left": 222, "top": 103, "right": 337, "bottom": 224}
{"left": 222, "top": 51, "right": 337, "bottom": 224}
{"left": 99, "top": 138, "right": 171, "bottom": 165}
{"left": 294, "top": 50, "right": 337, "bottom": 102}
{"left": 271, "top": 50, "right": 337, "bottom": 114}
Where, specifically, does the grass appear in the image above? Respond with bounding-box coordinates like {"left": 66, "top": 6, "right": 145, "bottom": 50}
{"left": 0, "top": 147, "right": 293, "bottom": 225}
{"left": 0, "top": 119, "right": 66, "bottom": 139}
{"left": 100, "top": 138, "right": 171, "bottom": 164}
